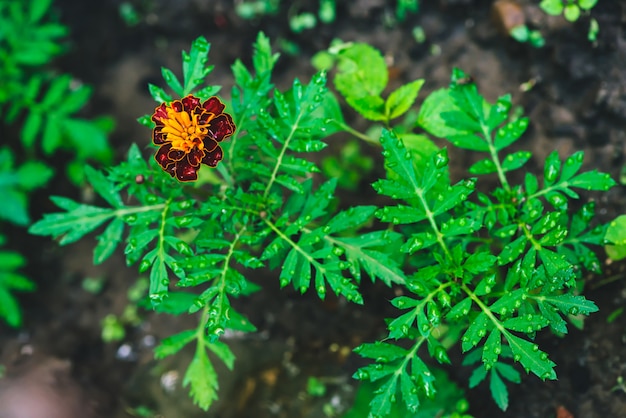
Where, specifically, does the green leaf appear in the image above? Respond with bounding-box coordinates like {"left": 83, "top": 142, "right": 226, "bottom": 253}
{"left": 461, "top": 312, "right": 490, "bottom": 351}
{"left": 489, "top": 369, "right": 509, "bottom": 411}
{"left": 354, "top": 341, "right": 409, "bottom": 362}
{"left": 540, "top": 0, "right": 563, "bottom": 15}
{"left": 93, "top": 217, "right": 124, "bottom": 264}
{"left": 326, "top": 206, "right": 376, "bottom": 234}
{"left": 605, "top": 215, "right": 626, "bottom": 260}
{"left": 446, "top": 297, "right": 472, "bottom": 320}
{"left": 493, "top": 118, "right": 529, "bottom": 150}
{"left": 16, "top": 161, "right": 53, "bottom": 190}
{"left": 28, "top": 200, "right": 115, "bottom": 244}
{"left": 535, "top": 293, "right": 598, "bottom": 316}
{"left": 504, "top": 332, "right": 556, "bottom": 380}
{"left": 182, "top": 36, "right": 213, "bottom": 95}
{"left": 501, "top": 151, "right": 531, "bottom": 172}
{"left": 346, "top": 95, "right": 386, "bottom": 121}
{"left": 84, "top": 166, "right": 123, "bottom": 208}
{"left": 579, "top": 0, "right": 598, "bottom": 10}
{"left": 568, "top": 170, "right": 616, "bottom": 191}
{"left": 498, "top": 235, "right": 527, "bottom": 265}
{"left": 154, "top": 329, "right": 197, "bottom": 358}
{"left": 334, "top": 43, "right": 388, "bottom": 99}
{"left": 482, "top": 329, "right": 502, "bottom": 368}
{"left": 502, "top": 314, "right": 549, "bottom": 333}
{"left": 148, "top": 83, "right": 172, "bottom": 103}
{"left": 564, "top": 4, "right": 581, "bottom": 21}
{"left": 469, "top": 158, "right": 497, "bottom": 175}
{"left": 161, "top": 67, "right": 183, "bottom": 96}
{"left": 183, "top": 343, "right": 218, "bottom": 410}
{"left": 418, "top": 88, "right": 475, "bottom": 138}
{"left": 385, "top": 79, "right": 425, "bottom": 120}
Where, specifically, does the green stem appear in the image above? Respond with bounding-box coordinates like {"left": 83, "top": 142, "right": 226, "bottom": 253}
{"left": 263, "top": 111, "right": 304, "bottom": 199}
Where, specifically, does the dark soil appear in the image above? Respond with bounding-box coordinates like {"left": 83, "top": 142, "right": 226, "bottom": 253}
{"left": 2, "top": 1, "right": 626, "bottom": 417}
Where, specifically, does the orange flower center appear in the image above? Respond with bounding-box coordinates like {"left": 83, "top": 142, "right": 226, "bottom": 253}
{"left": 160, "top": 107, "right": 214, "bottom": 153}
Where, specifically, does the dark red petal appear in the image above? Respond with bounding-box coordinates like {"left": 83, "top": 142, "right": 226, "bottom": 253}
{"left": 167, "top": 148, "right": 186, "bottom": 162}
{"left": 207, "top": 114, "right": 236, "bottom": 142}
{"left": 155, "top": 144, "right": 173, "bottom": 169}
{"left": 202, "top": 96, "right": 225, "bottom": 115}
{"left": 171, "top": 100, "right": 183, "bottom": 112}
{"left": 165, "top": 164, "right": 176, "bottom": 177}
{"left": 202, "top": 137, "right": 219, "bottom": 153}
{"left": 187, "top": 147, "right": 204, "bottom": 166}
{"left": 153, "top": 128, "right": 167, "bottom": 145}
{"left": 202, "top": 146, "right": 223, "bottom": 167}
{"left": 182, "top": 95, "right": 201, "bottom": 111}
{"left": 152, "top": 103, "right": 168, "bottom": 123}
{"left": 175, "top": 159, "right": 198, "bottom": 182}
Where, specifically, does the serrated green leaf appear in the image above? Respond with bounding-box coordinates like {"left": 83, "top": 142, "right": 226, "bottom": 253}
{"left": 325, "top": 206, "right": 376, "bottom": 234}
{"left": 385, "top": 79, "right": 424, "bottom": 120}
{"left": 464, "top": 252, "right": 498, "bottom": 274}
{"left": 161, "top": 67, "right": 183, "bottom": 96}
{"left": 494, "top": 118, "right": 528, "bottom": 150}
{"left": 482, "top": 329, "right": 502, "bottom": 368}
{"left": 498, "top": 235, "right": 527, "bottom": 265}
{"left": 504, "top": 332, "right": 556, "bottom": 380}
{"left": 568, "top": 170, "right": 616, "bottom": 191}
{"left": 447, "top": 297, "right": 472, "bottom": 320}
{"left": 206, "top": 340, "right": 236, "bottom": 370}
{"left": 432, "top": 178, "right": 476, "bottom": 215}
{"left": 84, "top": 166, "right": 123, "bottom": 208}
{"left": 461, "top": 312, "right": 490, "bottom": 351}
{"left": 183, "top": 344, "right": 218, "bottom": 410}
{"left": 536, "top": 293, "right": 598, "bottom": 316}
{"left": 502, "top": 314, "right": 549, "bottom": 333}
{"left": 346, "top": 95, "right": 386, "bottom": 121}
{"left": 355, "top": 341, "right": 409, "bottom": 362}
{"left": 334, "top": 43, "right": 387, "bottom": 99}
{"left": 148, "top": 83, "right": 172, "bottom": 103}
{"left": 447, "top": 134, "right": 490, "bottom": 151}
{"left": 154, "top": 329, "right": 197, "bottom": 359}
{"left": 182, "top": 36, "right": 212, "bottom": 95}
{"left": 93, "top": 217, "right": 124, "bottom": 264}
{"left": 501, "top": 151, "right": 531, "bottom": 172}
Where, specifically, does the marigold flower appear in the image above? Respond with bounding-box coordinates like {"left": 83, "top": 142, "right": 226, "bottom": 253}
{"left": 151, "top": 95, "right": 236, "bottom": 181}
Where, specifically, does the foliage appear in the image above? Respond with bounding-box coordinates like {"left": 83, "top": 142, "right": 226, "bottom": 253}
{"left": 29, "top": 33, "right": 615, "bottom": 417}
{"left": 540, "top": 0, "right": 598, "bottom": 22}
{"left": 0, "top": 235, "right": 35, "bottom": 327}
{"left": 0, "top": 0, "right": 112, "bottom": 326}
{"left": 539, "top": 0, "right": 599, "bottom": 41}
{"left": 0, "top": 0, "right": 113, "bottom": 184}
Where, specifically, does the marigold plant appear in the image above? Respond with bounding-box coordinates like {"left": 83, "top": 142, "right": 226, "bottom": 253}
{"left": 30, "top": 34, "right": 616, "bottom": 416}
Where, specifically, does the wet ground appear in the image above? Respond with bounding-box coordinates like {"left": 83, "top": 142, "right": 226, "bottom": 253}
{"left": 2, "top": 0, "right": 626, "bottom": 417}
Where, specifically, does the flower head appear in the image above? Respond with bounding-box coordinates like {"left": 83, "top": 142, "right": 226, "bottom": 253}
{"left": 151, "top": 95, "right": 236, "bottom": 181}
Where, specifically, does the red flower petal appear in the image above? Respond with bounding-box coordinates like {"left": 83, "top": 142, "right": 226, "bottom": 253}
{"left": 167, "top": 148, "right": 186, "bottom": 162}
{"left": 153, "top": 128, "right": 167, "bottom": 145}
{"left": 175, "top": 158, "right": 198, "bottom": 181}
{"left": 152, "top": 103, "right": 168, "bottom": 123}
{"left": 202, "top": 146, "right": 223, "bottom": 167}
{"left": 182, "top": 95, "right": 201, "bottom": 111}
{"left": 202, "top": 137, "right": 219, "bottom": 153}
{"left": 155, "top": 144, "right": 173, "bottom": 168}
{"left": 187, "top": 147, "right": 204, "bottom": 166}
{"left": 202, "top": 96, "right": 225, "bottom": 115}
{"left": 171, "top": 100, "right": 183, "bottom": 112}
{"left": 207, "top": 114, "right": 235, "bottom": 142}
